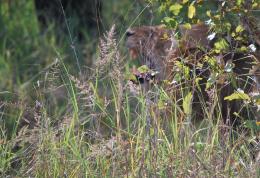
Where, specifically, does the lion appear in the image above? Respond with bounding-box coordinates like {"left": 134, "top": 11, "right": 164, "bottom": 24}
{"left": 125, "top": 23, "right": 259, "bottom": 124}
{"left": 126, "top": 25, "right": 175, "bottom": 80}
{"left": 126, "top": 23, "right": 211, "bottom": 80}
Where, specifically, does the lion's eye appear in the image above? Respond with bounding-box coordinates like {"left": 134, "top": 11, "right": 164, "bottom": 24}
{"left": 126, "top": 30, "right": 135, "bottom": 37}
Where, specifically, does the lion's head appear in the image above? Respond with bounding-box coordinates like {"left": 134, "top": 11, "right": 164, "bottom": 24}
{"left": 125, "top": 25, "right": 177, "bottom": 79}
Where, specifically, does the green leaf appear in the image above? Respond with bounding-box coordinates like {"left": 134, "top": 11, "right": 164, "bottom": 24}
{"left": 235, "top": 25, "right": 244, "bottom": 33}
{"left": 173, "top": 73, "right": 182, "bottom": 83}
{"left": 158, "top": 99, "right": 166, "bottom": 110}
{"left": 162, "top": 17, "right": 177, "bottom": 27}
{"left": 161, "top": 33, "right": 169, "bottom": 40}
{"left": 194, "top": 142, "right": 206, "bottom": 151}
{"left": 159, "top": 3, "right": 167, "bottom": 13}
{"left": 182, "top": 23, "right": 192, "bottom": 29}
{"left": 224, "top": 22, "right": 231, "bottom": 31}
{"left": 238, "top": 46, "right": 248, "bottom": 52}
{"left": 182, "top": 0, "right": 189, "bottom": 4}
{"left": 163, "top": 17, "right": 174, "bottom": 23}
{"left": 128, "top": 73, "right": 137, "bottom": 82}
{"left": 206, "top": 73, "right": 217, "bottom": 89}
{"left": 188, "top": 3, "right": 196, "bottom": 19}
{"left": 214, "top": 39, "right": 229, "bottom": 52}
{"left": 206, "top": 10, "right": 211, "bottom": 17}
{"left": 183, "top": 65, "right": 190, "bottom": 79}
{"left": 252, "top": 3, "right": 258, "bottom": 9}
{"left": 195, "top": 77, "right": 203, "bottom": 91}
{"left": 137, "top": 65, "right": 150, "bottom": 73}
{"left": 169, "top": 3, "right": 183, "bottom": 16}
{"left": 204, "top": 56, "right": 217, "bottom": 68}
{"left": 236, "top": 0, "right": 244, "bottom": 6}
{"left": 183, "top": 92, "right": 192, "bottom": 115}
{"left": 224, "top": 91, "right": 250, "bottom": 101}
{"left": 214, "top": 14, "right": 221, "bottom": 20}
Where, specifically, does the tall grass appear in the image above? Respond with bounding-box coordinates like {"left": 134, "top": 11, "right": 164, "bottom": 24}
{"left": 0, "top": 1, "right": 259, "bottom": 177}
{"left": 1, "top": 25, "right": 259, "bottom": 177}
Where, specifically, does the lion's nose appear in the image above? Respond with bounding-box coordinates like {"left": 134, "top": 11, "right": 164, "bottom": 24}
{"left": 126, "top": 29, "right": 135, "bottom": 37}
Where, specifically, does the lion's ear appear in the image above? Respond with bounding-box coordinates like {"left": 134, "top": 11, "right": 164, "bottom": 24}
{"left": 179, "top": 23, "right": 210, "bottom": 49}
{"left": 150, "top": 25, "right": 168, "bottom": 39}
{"left": 152, "top": 25, "right": 167, "bottom": 33}
{"left": 149, "top": 27, "right": 157, "bottom": 38}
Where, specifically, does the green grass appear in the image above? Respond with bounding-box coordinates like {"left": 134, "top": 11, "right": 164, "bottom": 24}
{"left": 0, "top": 1, "right": 259, "bottom": 177}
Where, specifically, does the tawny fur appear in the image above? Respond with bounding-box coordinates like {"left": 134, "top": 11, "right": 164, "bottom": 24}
{"left": 125, "top": 23, "right": 259, "bottom": 124}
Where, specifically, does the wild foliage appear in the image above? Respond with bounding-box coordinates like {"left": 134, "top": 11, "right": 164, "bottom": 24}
{"left": 146, "top": 0, "right": 260, "bottom": 126}
{"left": 0, "top": 0, "right": 259, "bottom": 177}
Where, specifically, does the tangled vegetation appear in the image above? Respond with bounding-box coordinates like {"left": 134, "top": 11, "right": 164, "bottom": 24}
{"left": 0, "top": 0, "right": 259, "bottom": 177}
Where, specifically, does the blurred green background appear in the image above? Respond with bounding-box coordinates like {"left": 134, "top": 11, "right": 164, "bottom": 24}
{"left": 0, "top": 0, "right": 158, "bottom": 98}
{"left": 0, "top": 0, "right": 162, "bottom": 134}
